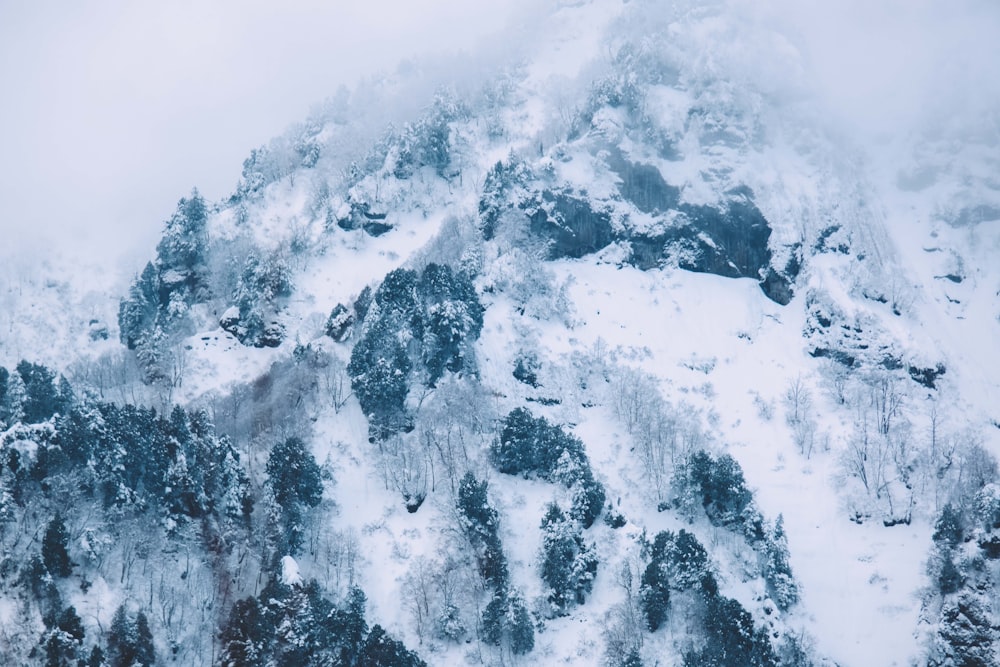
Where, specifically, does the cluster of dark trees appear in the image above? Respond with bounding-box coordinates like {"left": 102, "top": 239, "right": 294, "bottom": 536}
{"left": 635, "top": 528, "right": 778, "bottom": 667}
{"left": 348, "top": 263, "right": 484, "bottom": 441}
{"left": 1, "top": 360, "right": 72, "bottom": 427}
{"left": 539, "top": 502, "right": 598, "bottom": 616}
{"left": 117, "top": 192, "right": 209, "bottom": 383}
{"left": 492, "top": 407, "right": 606, "bottom": 528}
{"left": 673, "top": 450, "right": 798, "bottom": 611}
{"left": 455, "top": 472, "right": 535, "bottom": 656}
{"left": 925, "top": 487, "right": 1000, "bottom": 666}
{"left": 220, "top": 582, "right": 424, "bottom": 667}
{"left": 1, "top": 360, "right": 432, "bottom": 666}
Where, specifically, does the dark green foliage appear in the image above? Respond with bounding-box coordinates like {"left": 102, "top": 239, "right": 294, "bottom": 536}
{"left": 684, "top": 596, "right": 777, "bottom": 667}
{"left": 481, "top": 593, "right": 507, "bottom": 647}
{"left": 231, "top": 252, "right": 293, "bottom": 347}
{"left": 220, "top": 598, "right": 266, "bottom": 667}
{"left": 479, "top": 156, "right": 532, "bottom": 240}
{"left": 16, "top": 360, "right": 63, "bottom": 423}
{"left": 324, "top": 303, "right": 354, "bottom": 341}
{"left": 934, "top": 504, "right": 965, "bottom": 549}
{"left": 641, "top": 530, "right": 715, "bottom": 632}
{"left": 662, "top": 530, "right": 712, "bottom": 592}
{"left": 493, "top": 408, "right": 605, "bottom": 526}
{"left": 762, "top": 515, "right": 799, "bottom": 610}
{"left": 354, "top": 285, "right": 373, "bottom": 323}
{"left": 481, "top": 591, "right": 534, "bottom": 655}
{"left": 56, "top": 606, "right": 85, "bottom": 643}
{"left": 221, "top": 580, "right": 423, "bottom": 667}
{"left": 358, "top": 625, "right": 427, "bottom": 667}
{"left": 938, "top": 552, "right": 964, "bottom": 595}
{"left": 266, "top": 437, "right": 323, "bottom": 509}
{"left": 683, "top": 450, "right": 753, "bottom": 528}
{"left": 639, "top": 552, "right": 670, "bottom": 631}
{"left": 155, "top": 189, "right": 209, "bottom": 285}
{"left": 456, "top": 472, "right": 509, "bottom": 591}
{"left": 349, "top": 318, "right": 412, "bottom": 440}
{"left": 539, "top": 503, "right": 598, "bottom": 614}
{"left": 0, "top": 366, "right": 8, "bottom": 425}
{"left": 494, "top": 408, "right": 583, "bottom": 477}
{"left": 86, "top": 646, "right": 106, "bottom": 667}
{"left": 604, "top": 503, "right": 627, "bottom": 529}
{"left": 118, "top": 190, "right": 212, "bottom": 379}
{"left": 390, "top": 93, "right": 462, "bottom": 179}
{"left": 107, "top": 606, "right": 156, "bottom": 667}
{"left": 118, "top": 262, "right": 161, "bottom": 351}
{"left": 266, "top": 437, "right": 324, "bottom": 555}
{"left": 350, "top": 263, "right": 483, "bottom": 439}
{"left": 508, "top": 593, "right": 535, "bottom": 655}
{"left": 569, "top": 466, "right": 606, "bottom": 529}
{"left": 418, "top": 263, "right": 484, "bottom": 386}
{"left": 42, "top": 513, "right": 72, "bottom": 578}
{"left": 41, "top": 605, "right": 86, "bottom": 667}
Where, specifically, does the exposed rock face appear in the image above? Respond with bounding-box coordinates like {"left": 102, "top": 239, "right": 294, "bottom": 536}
{"left": 527, "top": 191, "right": 614, "bottom": 260}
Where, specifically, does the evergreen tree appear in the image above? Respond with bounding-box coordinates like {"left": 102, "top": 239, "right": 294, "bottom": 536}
{"left": 86, "top": 646, "right": 106, "bottom": 667}
{"left": 456, "top": 472, "right": 508, "bottom": 591}
{"left": 0, "top": 365, "right": 8, "bottom": 425}
{"left": 42, "top": 513, "right": 72, "bottom": 578}
{"left": 266, "top": 437, "right": 323, "bottom": 554}
{"left": 539, "top": 503, "right": 598, "bottom": 615}
{"left": 266, "top": 437, "right": 323, "bottom": 509}
{"left": 507, "top": 592, "right": 535, "bottom": 655}
{"left": 155, "top": 189, "right": 209, "bottom": 290}
{"left": 358, "top": 624, "right": 427, "bottom": 667}
{"left": 107, "top": 605, "right": 153, "bottom": 667}
{"left": 118, "top": 262, "right": 161, "bottom": 350}
{"left": 762, "top": 515, "right": 799, "bottom": 610}
{"left": 933, "top": 504, "right": 965, "bottom": 549}
{"left": 220, "top": 597, "right": 266, "bottom": 667}
{"left": 348, "top": 317, "right": 412, "bottom": 440}
{"left": 15, "top": 360, "right": 60, "bottom": 423}
{"left": 663, "top": 530, "right": 712, "bottom": 592}
{"left": 5, "top": 369, "right": 27, "bottom": 425}
{"left": 133, "top": 613, "right": 155, "bottom": 667}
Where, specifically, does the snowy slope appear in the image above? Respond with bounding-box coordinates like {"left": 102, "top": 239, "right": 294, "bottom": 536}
{"left": 2, "top": 1, "right": 999, "bottom": 666}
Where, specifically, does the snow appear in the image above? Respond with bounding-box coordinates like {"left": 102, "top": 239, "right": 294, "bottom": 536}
{"left": 281, "top": 555, "right": 303, "bottom": 587}
{"left": 1, "top": 0, "right": 998, "bottom": 665}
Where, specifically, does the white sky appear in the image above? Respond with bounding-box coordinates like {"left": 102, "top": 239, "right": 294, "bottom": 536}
{"left": 1, "top": 0, "right": 997, "bottom": 272}
{"left": 0, "top": 0, "right": 528, "bottom": 267}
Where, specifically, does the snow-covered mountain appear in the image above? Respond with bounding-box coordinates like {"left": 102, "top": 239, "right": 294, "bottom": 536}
{"left": 2, "top": 1, "right": 999, "bottom": 665}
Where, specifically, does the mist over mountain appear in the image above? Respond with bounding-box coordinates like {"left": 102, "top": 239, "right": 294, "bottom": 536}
{"left": 1, "top": 1, "right": 999, "bottom": 666}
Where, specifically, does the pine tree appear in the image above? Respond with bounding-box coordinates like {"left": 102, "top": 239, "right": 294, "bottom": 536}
{"left": 220, "top": 597, "right": 266, "bottom": 667}
{"left": 0, "top": 365, "right": 8, "bottom": 425}
{"left": 507, "top": 592, "right": 535, "bottom": 655}
{"left": 133, "top": 612, "right": 155, "bottom": 667}
{"left": 4, "top": 370, "right": 27, "bottom": 425}
{"left": 933, "top": 504, "right": 965, "bottom": 549}
{"left": 762, "top": 515, "right": 799, "bottom": 610}
{"left": 42, "top": 513, "right": 72, "bottom": 578}
{"left": 539, "top": 503, "right": 598, "bottom": 614}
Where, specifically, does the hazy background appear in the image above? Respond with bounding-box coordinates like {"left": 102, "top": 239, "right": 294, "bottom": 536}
{"left": 1, "top": 0, "right": 997, "bottom": 276}
{"left": 0, "top": 0, "right": 529, "bottom": 270}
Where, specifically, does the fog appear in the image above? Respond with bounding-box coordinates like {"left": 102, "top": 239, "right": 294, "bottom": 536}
{"left": 0, "top": 0, "right": 529, "bottom": 269}
{"left": 1, "top": 0, "right": 997, "bottom": 273}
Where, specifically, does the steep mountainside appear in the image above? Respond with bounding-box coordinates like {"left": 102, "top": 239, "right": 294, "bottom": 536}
{"left": 2, "top": 1, "right": 999, "bottom": 666}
